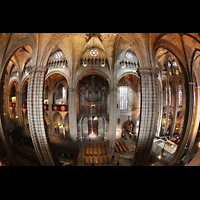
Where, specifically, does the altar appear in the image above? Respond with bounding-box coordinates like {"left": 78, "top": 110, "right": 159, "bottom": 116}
{"left": 158, "top": 140, "right": 177, "bottom": 154}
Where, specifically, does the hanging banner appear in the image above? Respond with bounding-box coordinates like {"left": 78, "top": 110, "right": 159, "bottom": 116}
{"left": 52, "top": 104, "right": 68, "bottom": 112}
{"left": 9, "top": 102, "right": 16, "bottom": 107}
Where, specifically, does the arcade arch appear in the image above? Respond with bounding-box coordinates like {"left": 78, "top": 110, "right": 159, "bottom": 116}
{"left": 44, "top": 72, "right": 69, "bottom": 137}
{"left": 116, "top": 74, "right": 141, "bottom": 139}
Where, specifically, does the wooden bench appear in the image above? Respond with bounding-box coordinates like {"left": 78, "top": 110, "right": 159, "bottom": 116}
{"left": 90, "top": 147, "right": 93, "bottom": 156}
{"left": 85, "top": 156, "right": 89, "bottom": 165}
{"left": 94, "top": 148, "right": 97, "bottom": 156}
{"left": 98, "top": 147, "right": 102, "bottom": 156}
{"left": 94, "top": 156, "right": 98, "bottom": 165}
{"left": 86, "top": 148, "right": 89, "bottom": 156}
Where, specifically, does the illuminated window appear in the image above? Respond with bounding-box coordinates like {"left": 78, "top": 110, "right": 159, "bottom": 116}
{"left": 166, "top": 86, "right": 168, "bottom": 106}
{"left": 119, "top": 86, "right": 128, "bottom": 110}
{"left": 173, "top": 60, "right": 178, "bottom": 67}
{"left": 169, "top": 85, "right": 171, "bottom": 106}
{"left": 126, "top": 52, "right": 133, "bottom": 59}
{"left": 90, "top": 49, "right": 98, "bottom": 56}
{"left": 55, "top": 51, "right": 62, "bottom": 58}
{"left": 179, "top": 85, "right": 182, "bottom": 106}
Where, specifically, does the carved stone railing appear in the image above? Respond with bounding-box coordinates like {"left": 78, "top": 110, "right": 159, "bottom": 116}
{"left": 80, "top": 57, "right": 108, "bottom": 67}
{"left": 48, "top": 60, "right": 68, "bottom": 69}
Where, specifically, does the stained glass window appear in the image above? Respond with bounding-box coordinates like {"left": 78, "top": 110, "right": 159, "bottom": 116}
{"left": 179, "top": 85, "right": 182, "bottom": 106}
{"left": 173, "top": 60, "right": 178, "bottom": 67}
{"left": 169, "top": 85, "right": 171, "bottom": 106}
{"left": 126, "top": 52, "right": 133, "bottom": 59}
{"left": 55, "top": 51, "right": 62, "bottom": 58}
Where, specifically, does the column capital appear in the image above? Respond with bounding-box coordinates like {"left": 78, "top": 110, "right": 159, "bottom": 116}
{"left": 27, "top": 66, "right": 48, "bottom": 74}
{"left": 188, "top": 82, "right": 195, "bottom": 85}
{"left": 109, "top": 87, "right": 118, "bottom": 92}
{"left": 68, "top": 87, "right": 77, "bottom": 92}
{"left": 184, "top": 82, "right": 195, "bottom": 88}
{"left": 138, "top": 67, "right": 158, "bottom": 77}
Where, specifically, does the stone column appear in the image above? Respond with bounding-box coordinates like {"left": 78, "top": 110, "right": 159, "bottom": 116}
{"left": 0, "top": 78, "right": 17, "bottom": 165}
{"left": 163, "top": 79, "right": 170, "bottom": 135}
{"left": 27, "top": 66, "right": 55, "bottom": 166}
{"left": 4, "top": 91, "right": 10, "bottom": 128}
{"left": 156, "top": 85, "right": 163, "bottom": 136}
{"left": 68, "top": 87, "right": 77, "bottom": 140}
{"left": 48, "top": 91, "right": 54, "bottom": 133}
{"left": 108, "top": 87, "right": 117, "bottom": 153}
{"left": 3, "top": 76, "right": 11, "bottom": 128}
{"left": 17, "top": 91, "right": 23, "bottom": 127}
{"left": 132, "top": 68, "right": 158, "bottom": 166}
{"left": 185, "top": 86, "right": 200, "bottom": 158}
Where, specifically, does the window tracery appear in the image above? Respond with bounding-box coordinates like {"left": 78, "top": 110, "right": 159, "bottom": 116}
{"left": 55, "top": 51, "right": 63, "bottom": 58}
{"left": 168, "top": 61, "right": 171, "bottom": 68}
{"left": 126, "top": 52, "right": 133, "bottom": 59}
{"left": 173, "top": 60, "right": 178, "bottom": 67}
{"left": 90, "top": 49, "right": 98, "bottom": 56}
{"left": 166, "top": 59, "right": 180, "bottom": 75}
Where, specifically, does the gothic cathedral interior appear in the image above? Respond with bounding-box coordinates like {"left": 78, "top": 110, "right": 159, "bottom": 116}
{"left": 0, "top": 33, "right": 200, "bottom": 166}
